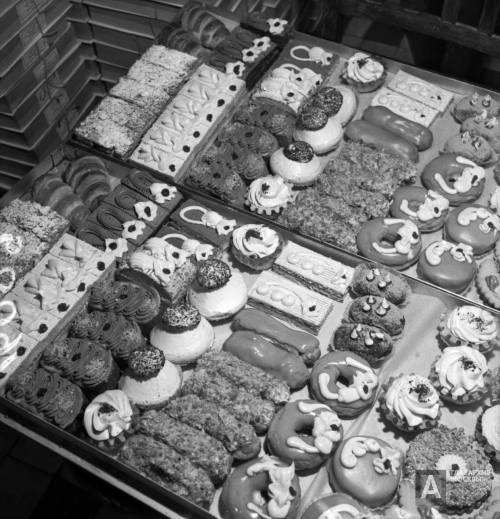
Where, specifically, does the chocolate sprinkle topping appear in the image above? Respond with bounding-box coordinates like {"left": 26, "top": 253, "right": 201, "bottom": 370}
{"left": 197, "top": 259, "right": 231, "bottom": 290}
{"left": 128, "top": 347, "right": 165, "bottom": 379}
{"left": 283, "top": 141, "right": 314, "bottom": 163}
{"left": 162, "top": 305, "right": 201, "bottom": 332}
{"left": 298, "top": 105, "right": 328, "bottom": 131}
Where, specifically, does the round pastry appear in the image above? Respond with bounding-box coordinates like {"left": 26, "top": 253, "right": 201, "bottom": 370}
{"left": 83, "top": 389, "right": 134, "bottom": 454}
{"left": 300, "top": 493, "right": 370, "bottom": 519}
{"left": 476, "top": 257, "right": 500, "bottom": 310}
{"left": 327, "top": 436, "right": 403, "bottom": 508}
{"left": 404, "top": 424, "right": 493, "bottom": 514}
{"left": 269, "top": 142, "right": 322, "bottom": 186}
{"left": 266, "top": 399, "right": 343, "bottom": 471}
{"left": 417, "top": 240, "right": 476, "bottom": 293}
{"left": 342, "top": 52, "right": 386, "bottom": 93}
{"left": 332, "top": 323, "right": 393, "bottom": 367}
{"left": 462, "top": 113, "right": 500, "bottom": 153}
{"left": 380, "top": 373, "right": 441, "bottom": 432}
{"left": 453, "top": 92, "right": 500, "bottom": 122}
{"left": 350, "top": 263, "right": 411, "bottom": 306}
{"left": 188, "top": 259, "right": 248, "bottom": 321}
{"left": 150, "top": 305, "right": 214, "bottom": 364}
{"left": 489, "top": 186, "right": 500, "bottom": 213}
{"left": 476, "top": 404, "right": 500, "bottom": 464}
{"left": 311, "top": 85, "right": 358, "bottom": 126}
{"left": 444, "top": 204, "right": 500, "bottom": 256}
{"left": 246, "top": 175, "right": 296, "bottom": 217}
{"left": 438, "top": 305, "right": 498, "bottom": 354}
{"left": 231, "top": 224, "right": 283, "bottom": 271}
{"left": 310, "top": 351, "right": 378, "bottom": 418}
{"left": 118, "top": 347, "right": 182, "bottom": 409}
{"left": 293, "top": 105, "right": 343, "bottom": 154}
{"left": 390, "top": 186, "right": 450, "bottom": 233}
{"left": 421, "top": 154, "right": 486, "bottom": 206}
{"left": 347, "top": 295, "right": 405, "bottom": 337}
{"left": 443, "top": 131, "right": 496, "bottom": 166}
{"left": 356, "top": 218, "right": 421, "bottom": 270}
{"left": 429, "top": 346, "right": 490, "bottom": 405}
{"left": 219, "top": 455, "right": 301, "bottom": 519}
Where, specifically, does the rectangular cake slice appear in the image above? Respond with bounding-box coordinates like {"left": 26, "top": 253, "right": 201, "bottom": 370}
{"left": 110, "top": 77, "right": 170, "bottom": 113}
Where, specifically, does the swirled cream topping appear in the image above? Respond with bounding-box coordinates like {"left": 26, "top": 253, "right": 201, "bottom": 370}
{"left": 400, "top": 190, "right": 449, "bottom": 222}
{"left": 481, "top": 405, "right": 500, "bottom": 451}
{"left": 340, "top": 436, "right": 402, "bottom": 475}
{"left": 372, "top": 219, "right": 420, "bottom": 256}
{"left": 346, "top": 52, "right": 384, "bottom": 84}
{"left": 247, "top": 176, "right": 294, "bottom": 210}
{"left": 232, "top": 224, "right": 280, "bottom": 259}
{"left": 385, "top": 374, "right": 440, "bottom": 427}
{"left": 456, "top": 206, "right": 500, "bottom": 233}
{"left": 435, "top": 346, "right": 488, "bottom": 397}
{"left": 425, "top": 241, "right": 473, "bottom": 266}
{"left": 180, "top": 206, "right": 236, "bottom": 236}
{"left": 84, "top": 389, "right": 133, "bottom": 441}
{"left": 446, "top": 306, "right": 497, "bottom": 344}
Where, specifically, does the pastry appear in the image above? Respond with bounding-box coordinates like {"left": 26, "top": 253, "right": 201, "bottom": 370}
{"left": 149, "top": 304, "right": 214, "bottom": 364}
{"left": 356, "top": 218, "right": 422, "bottom": 270}
{"left": 156, "top": 225, "right": 219, "bottom": 263}
{"left": 284, "top": 37, "right": 337, "bottom": 75}
{"left": 126, "top": 60, "right": 187, "bottom": 94}
{"left": 327, "top": 436, "right": 403, "bottom": 508}
{"left": 119, "top": 346, "right": 182, "bottom": 409}
{"left": 306, "top": 85, "right": 357, "bottom": 126}
{"left": 273, "top": 241, "right": 353, "bottom": 301}
{"left": 331, "top": 323, "right": 393, "bottom": 367}
{"left": 300, "top": 493, "right": 369, "bottom": 519}
{"left": 347, "top": 295, "right": 405, "bottom": 336}
{"left": 476, "top": 257, "right": 500, "bottom": 310}
{"left": 380, "top": 373, "right": 441, "bottom": 432}
{"left": 438, "top": 305, "right": 498, "bottom": 354}
{"left": 452, "top": 92, "right": 500, "bottom": 122}
{"left": 390, "top": 186, "right": 449, "bottom": 232}
{"left": 83, "top": 389, "right": 134, "bottom": 453}
{"left": 429, "top": 346, "right": 490, "bottom": 405}
{"left": 242, "top": 13, "right": 290, "bottom": 43}
{"left": 417, "top": 240, "right": 476, "bottom": 293}
{"left": 188, "top": 259, "right": 247, "bottom": 321}
{"left": 462, "top": 112, "right": 500, "bottom": 152}
{"left": 421, "top": 154, "right": 486, "bottom": 205}
{"left": 267, "top": 399, "right": 343, "bottom": 471}
{"left": 231, "top": 224, "right": 283, "bottom": 271}
{"left": 215, "top": 121, "right": 279, "bottom": 158}
{"left": 109, "top": 77, "right": 170, "bottom": 114}
{"left": 310, "top": 351, "right": 378, "bottom": 418}
{"left": 350, "top": 263, "right": 411, "bottom": 306}
{"left": 157, "top": 22, "right": 208, "bottom": 57}
{"left": 219, "top": 456, "right": 300, "bottom": 519}
{"left": 141, "top": 45, "right": 198, "bottom": 75}
{"left": 476, "top": 404, "right": 500, "bottom": 463}
{"left": 246, "top": 175, "right": 296, "bottom": 217}
{"left": 248, "top": 271, "right": 333, "bottom": 333}
{"left": 443, "top": 131, "right": 496, "bottom": 166}
{"left": 270, "top": 142, "right": 322, "bottom": 186}
{"left": 293, "top": 105, "right": 343, "bottom": 154}
{"left": 342, "top": 52, "right": 386, "bottom": 93}
{"left": 180, "top": 3, "right": 229, "bottom": 48}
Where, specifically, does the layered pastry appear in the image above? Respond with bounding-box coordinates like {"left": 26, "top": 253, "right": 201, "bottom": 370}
{"left": 462, "top": 111, "right": 500, "bottom": 152}
{"left": 231, "top": 224, "right": 283, "bottom": 271}
{"left": 443, "top": 132, "right": 496, "bottom": 166}
{"left": 476, "top": 405, "right": 500, "bottom": 463}
{"left": 141, "top": 45, "right": 199, "bottom": 76}
{"left": 452, "top": 92, "right": 500, "bottom": 122}
{"left": 270, "top": 141, "right": 322, "bottom": 186}
{"left": 246, "top": 175, "right": 296, "bottom": 217}
{"left": 109, "top": 77, "right": 170, "bottom": 114}
{"left": 342, "top": 52, "right": 386, "bottom": 93}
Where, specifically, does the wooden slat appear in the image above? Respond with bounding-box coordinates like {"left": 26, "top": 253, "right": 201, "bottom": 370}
{"left": 441, "top": 0, "right": 460, "bottom": 23}
{"left": 479, "top": 0, "right": 500, "bottom": 34}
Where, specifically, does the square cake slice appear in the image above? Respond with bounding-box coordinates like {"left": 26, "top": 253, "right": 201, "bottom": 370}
{"left": 142, "top": 45, "right": 197, "bottom": 74}
{"left": 110, "top": 77, "right": 170, "bottom": 113}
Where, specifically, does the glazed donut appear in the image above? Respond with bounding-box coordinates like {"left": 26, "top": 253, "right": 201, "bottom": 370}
{"left": 390, "top": 186, "right": 449, "bottom": 233}
{"left": 310, "top": 352, "right": 379, "bottom": 418}
{"left": 356, "top": 218, "right": 421, "bottom": 270}
{"left": 267, "top": 399, "right": 343, "bottom": 471}
{"left": 444, "top": 204, "right": 500, "bottom": 256}
{"left": 417, "top": 240, "right": 477, "bottom": 293}
{"left": 300, "top": 493, "right": 369, "bottom": 519}
{"left": 219, "top": 455, "right": 301, "bottom": 519}
{"left": 421, "top": 154, "right": 486, "bottom": 206}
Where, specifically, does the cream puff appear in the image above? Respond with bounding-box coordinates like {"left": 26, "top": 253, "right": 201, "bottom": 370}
{"left": 270, "top": 141, "right": 322, "bottom": 186}
{"left": 293, "top": 105, "right": 343, "bottom": 154}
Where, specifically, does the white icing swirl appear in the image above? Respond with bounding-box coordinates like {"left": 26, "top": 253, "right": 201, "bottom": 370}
{"left": 424, "top": 241, "right": 473, "bottom": 266}
{"left": 456, "top": 207, "right": 500, "bottom": 233}
{"left": 232, "top": 224, "right": 280, "bottom": 259}
{"left": 399, "top": 190, "right": 449, "bottom": 222}
{"left": 489, "top": 186, "right": 500, "bottom": 213}
{"left": 446, "top": 306, "right": 497, "bottom": 344}
{"left": 435, "top": 346, "right": 487, "bottom": 397}
{"left": 180, "top": 206, "right": 236, "bottom": 236}
{"left": 340, "top": 436, "right": 402, "bottom": 475}
{"left": 247, "top": 176, "right": 294, "bottom": 210}
{"left": 481, "top": 405, "right": 500, "bottom": 451}
{"left": 385, "top": 374, "right": 440, "bottom": 427}
{"left": 346, "top": 52, "right": 384, "bottom": 84}
{"left": 372, "top": 219, "right": 420, "bottom": 256}
{"left": 434, "top": 156, "right": 485, "bottom": 195}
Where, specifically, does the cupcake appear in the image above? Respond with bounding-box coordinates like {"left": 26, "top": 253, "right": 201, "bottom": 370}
{"left": 380, "top": 373, "right": 441, "bottom": 432}
{"left": 404, "top": 425, "right": 493, "bottom": 514}
{"left": 438, "top": 305, "right": 498, "bottom": 354}
{"left": 83, "top": 389, "right": 135, "bottom": 454}
{"left": 245, "top": 175, "right": 296, "bottom": 217}
{"left": 150, "top": 305, "right": 214, "bottom": 364}
{"left": 342, "top": 52, "right": 386, "bottom": 93}
{"left": 118, "top": 346, "right": 182, "bottom": 409}
{"left": 430, "top": 346, "right": 490, "bottom": 405}
{"left": 269, "top": 141, "right": 322, "bottom": 186}
{"left": 231, "top": 224, "right": 283, "bottom": 271}
{"left": 293, "top": 105, "right": 343, "bottom": 155}
{"left": 476, "top": 404, "right": 500, "bottom": 464}
{"left": 188, "top": 259, "right": 248, "bottom": 321}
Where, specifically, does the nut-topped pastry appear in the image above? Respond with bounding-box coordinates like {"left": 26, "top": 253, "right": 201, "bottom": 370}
{"left": 443, "top": 131, "right": 496, "bottom": 166}
{"left": 452, "top": 91, "right": 500, "bottom": 122}
{"left": 347, "top": 295, "right": 405, "bottom": 337}
{"left": 270, "top": 141, "right": 322, "bottom": 186}
{"left": 462, "top": 111, "right": 500, "bottom": 152}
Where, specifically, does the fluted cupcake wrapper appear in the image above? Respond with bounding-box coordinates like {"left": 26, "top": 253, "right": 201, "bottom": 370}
{"left": 475, "top": 406, "right": 500, "bottom": 465}
{"left": 231, "top": 237, "right": 283, "bottom": 272}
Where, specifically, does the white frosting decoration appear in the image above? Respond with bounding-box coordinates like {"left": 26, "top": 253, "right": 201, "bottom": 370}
{"left": 425, "top": 241, "right": 473, "bottom": 266}
{"left": 225, "top": 60, "right": 245, "bottom": 77}
{"left": 247, "top": 176, "right": 294, "bottom": 211}
{"left": 134, "top": 201, "right": 157, "bottom": 222}
{"left": 317, "top": 505, "right": 361, "bottom": 519}
{"left": 435, "top": 346, "right": 487, "bottom": 397}
{"left": 104, "top": 238, "right": 128, "bottom": 258}
{"left": 346, "top": 52, "right": 384, "bottom": 84}
{"left": 232, "top": 224, "right": 280, "bottom": 259}
{"left": 122, "top": 220, "right": 146, "bottom": 240}
{"left": 340, "top": 437, "right": 402, "bottom": 475}
{"left": 162, "top": 233, "right": 214, "bottom": 262}
{"left": 489, "top": 187, "right": 500, "bottom": 213}
{"left": 446, "top": 306, "right": 497, "bottom": 344}
{"left": 481, "top": 405, "right": 500, "bottom": 451}
{"left": 318, "top": 356, "right": 378, "bottom": 403}
{"left": 180, "top": 206, "right": 236, "bottom": 236}
{"left": 385, "top": 374, "right": 440, "bottom": 427}
{"left": 0, "top": 331, "right": 22, "bottom": 356}
{"left": 267, "top": 18, "right": 288, "bottom": 35}
{"left": 0, "top": 233, "right": 23, "bottom": 255}
{"left": 242, "top": 36, "right": 271, "bottom": 63}
{"left": 456, "top": 206, "right": 500, "bottom": 233}
{"left": 372, "top": 219, "right": 420, "bottom": 256}
{"left": 399, "top": 190, "right": 449, "bottom": 222}
{"left": 0, "top": 300, "right": 17, "bottom": 327}
{"left": 434, "top": 156, "right": 485, "bottom": 195}
{"left": 290, "top": 45, "right": 333, "bottom": 65}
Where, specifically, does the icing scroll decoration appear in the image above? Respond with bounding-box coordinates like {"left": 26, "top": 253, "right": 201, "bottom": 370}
{"left": 180, "top": 206, "right": 236, "bottom": 236}
{"left": 255, "top": 281, "right": 320, "bottom": 317}
{"left": 425, "top": 241, "right": 473, "bottom": 265}
{"left": 456, "top": 206, "right": 500, "bottom": 233}
{"left": 340, "top": 437, "right": 402, "bottom": 475}
{"left": 434, "top": 156, "right": 485, "bottom": 195}
{"left": 399, "top": 190, "right": 449, "bottom": 222}
{"left": 290, "top": 45, "right": 333, "bottom": 66}
{"left": 161, "top": 233, "right": 214, "bottom": 262}
{"left": 372, "top": 219, "right": 420, "bottom": 256}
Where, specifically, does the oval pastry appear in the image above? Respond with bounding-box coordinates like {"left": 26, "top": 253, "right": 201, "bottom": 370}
{"left": 301, "top": 493, "right": 369, "bottom": 519}
{"left": 443, "top": 131, "right": 496, "bottom": 166}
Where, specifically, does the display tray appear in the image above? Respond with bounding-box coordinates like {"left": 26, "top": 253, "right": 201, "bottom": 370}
{"left": 0, "top": 145, "right": 498, "bottom": 519}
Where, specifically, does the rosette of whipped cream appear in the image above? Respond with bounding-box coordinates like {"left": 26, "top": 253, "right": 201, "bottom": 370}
{"left": 232, "top": 224, "right": 280, "bottom": 259}
{"left": 247, "top": 176, "right": 295, "bottom": 214}
{"left": 446, "top": 306, "right": 497, "bottom": 345}
{"left": 345, "top": 52, "right": 384, "bottom": 84}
